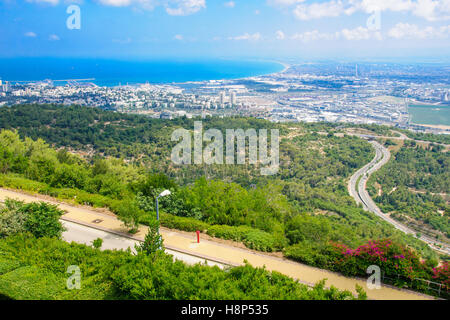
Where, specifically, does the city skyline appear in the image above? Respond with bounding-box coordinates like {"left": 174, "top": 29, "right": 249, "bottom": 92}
{"left": 1, "top": 0, "right": 450, "bottom": 61}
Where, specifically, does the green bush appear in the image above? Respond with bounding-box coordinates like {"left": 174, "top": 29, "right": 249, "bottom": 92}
{"left": 0, "top": 235, "right": 363, "bottom": 300}
{"left": 0, "top": 266, "right": 66, "bottom": 300}
{"left": 20, "top": 202, "right": 66, "bottom": 239}
{"left": 243, "top": 229, "right": 279, "bottom": 252}
{"left": 157, "top": 212, "right": 210, "bottom": 232}
{"left": 206, "top": 224, "right": 251, "bottom": 241}
{"left": 0, "top": 255, "right": 21, "bottom": 275}
{"left": 0, "top": 199, "right": 65, "bottom": 239}
{"left": 0, "top": 173, "right": 48, "bottom": 193}
{"left": 283, "top": 241, "right": 339, "bottom": 270}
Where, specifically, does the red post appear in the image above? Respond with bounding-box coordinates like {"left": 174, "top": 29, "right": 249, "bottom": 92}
{"left": 196, "top": 230, "right": 200, "bottom": 243}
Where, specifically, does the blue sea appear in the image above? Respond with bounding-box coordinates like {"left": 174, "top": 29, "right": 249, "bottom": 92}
{"left": 0, "top": 58, "right": 284, "bottom": 87}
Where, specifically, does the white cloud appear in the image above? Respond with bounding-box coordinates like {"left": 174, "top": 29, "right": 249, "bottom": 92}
{"left": 94, "top": 0, "right": 205, "bottom": 15}
{"left": 48, "top": 34, "right": 60, "bottom": 41}
{"left": 24, "top": 0, "right": 83, "bottom": 4}
{"left": 290, "top": 27, "right": 382, "bottom": 42}
{"left": 291, "top": 30, "right": 335, "bottom": 42}
{"left": 229, "top": 32, "right": 262, "bottom": 41}
{"left": 412, "top": 0, "right": 450, "bottom": 21}
{"left": 276, "top": 30, "right": 285, "bottom": 39}
{"left": 269, "top": 0, "right": 450, "bottom": 21}
{"left": 25, "top": 0, "right": 59, "bottom": 5}
{"left": 97, "top": 0, "right": 132, "bottom": 6}
{"left": 24, "top": 31, "right": 37, "bottom": 37}
{"left": 224, "top": 1, "right": 235, "bottom": 8}
{"left": 292, "top": 1, "right": 350, "bottom": 20}
{"left": 174, "top": 34, "right": 184, "bottom": 40}
{"left": 267, "top": 0, "right": 305, "bottom": 7}
{"left": 388, "top": 22, "right": 450, "bottom": 39}
{"left": 166, "top": 0, "right": 206, "bottom": 16}
{"left": 340, "top": 26, "right": 372, "bottom": 40}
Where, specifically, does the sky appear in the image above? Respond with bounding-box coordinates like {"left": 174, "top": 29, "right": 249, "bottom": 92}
{"left": 1, "top": 0, "right": 450, "bottom": 61}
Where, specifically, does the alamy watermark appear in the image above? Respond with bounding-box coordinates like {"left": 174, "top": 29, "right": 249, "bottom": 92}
{"left": 366, "top": 7, "right": 381, "bottom": 31}
{"left": 66, "top": 5, "right": 81, "bottom": 30}
{"left": 66, "top": 265, "right": 81, "bottom": 290}
{"left": 366, "top": 265, "right": 381, "bottom": 290}
{"left": 171, "top": 121, "right": 280, "bottom": 176}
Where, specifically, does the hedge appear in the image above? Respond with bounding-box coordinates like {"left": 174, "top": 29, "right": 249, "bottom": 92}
{"left": 139, "top": 213, "right": 283, "bottom": 252}
{"left": 0, "top": 265, "right": 67, "bottom": 300}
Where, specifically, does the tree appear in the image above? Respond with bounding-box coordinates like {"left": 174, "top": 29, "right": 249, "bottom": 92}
{"left": 21, "top": 202, "right": 66, "bottom": 239}
{"left": 116, "top": 199, "right": 142, "bottom": 233}
{"left": 92, "top": 238, "right": 103, "bottom": 249}
{"left": 138, "top": 219, "right": 163, "bottom": 256}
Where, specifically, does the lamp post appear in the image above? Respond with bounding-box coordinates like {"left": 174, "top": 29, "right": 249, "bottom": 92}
{"left": 156, "top": 190, "right": 171, "bottom": 235}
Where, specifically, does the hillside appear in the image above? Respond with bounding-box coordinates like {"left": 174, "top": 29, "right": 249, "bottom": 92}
{"left": 0, "top": 103, "right": 448, "bottom": 297}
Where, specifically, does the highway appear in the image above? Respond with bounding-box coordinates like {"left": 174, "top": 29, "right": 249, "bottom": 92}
{"left": 348, "top": 139, "right": 450, "bottom": 255}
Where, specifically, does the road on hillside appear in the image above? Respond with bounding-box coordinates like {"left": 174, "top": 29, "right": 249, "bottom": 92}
{"left": 348, "top": 139, "right": 450, "bottom": 255}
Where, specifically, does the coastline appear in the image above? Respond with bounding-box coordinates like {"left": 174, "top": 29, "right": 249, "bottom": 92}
{"left": 410, "top": 123, "right": 450, "bottom": 131}
{"left": 1, "top": 57, "right": 288, "bottom": 88}
{"left": 174, "top": 59, "right": 289, "bottom": 85}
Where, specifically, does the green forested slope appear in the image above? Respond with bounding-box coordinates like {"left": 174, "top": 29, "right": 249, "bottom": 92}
{"left": 368, "top": 140, "right": 449, "bottom": 239}
{"left": 0, "top": 104, "right": 447, "bottom": 290}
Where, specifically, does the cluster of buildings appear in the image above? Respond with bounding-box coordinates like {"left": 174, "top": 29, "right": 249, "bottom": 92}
{"left": 0, "top": 80, "right": 11, "bottom": 95}
{"left": 403, "top": 84, "right": 450, "bottom": 104}
{"left": 0, "top": 62, "right": 448, "bottom": 133}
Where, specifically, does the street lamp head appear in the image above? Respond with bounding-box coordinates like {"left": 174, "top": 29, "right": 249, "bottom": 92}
{"left": 158, "top": 190, "right": 171, "bottom": 198}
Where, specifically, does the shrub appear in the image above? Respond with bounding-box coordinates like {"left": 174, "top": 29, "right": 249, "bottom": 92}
{"left": 206, "top": 224, "right": 251, "bottom": 241}
{"left": 157, "top": 213, "right": 210, "bottom": 232}
{"left": 243, "top": 229, "right": 279, "bottom": 252}
{"left": 0, "top": 255, "right": 21, "bottom": 275}
{"left": 432, "top": 262, "right": 449, "bottom": 292}
{"left": 20, "top": 202, "right": 66, "bottom": 239}
{"left": 283, "top": 241, "right": 339, "bottom": 269}
{"left": 92, "top": 238, "right": 103, "bottom": 249}
{"left": 0, "top": 199, "right": 65, "bottom": 239}
{"left": 207, "top": 225, "right": 283, "bottom": 252}
{"left": 0, "top": 235, "right": 363, "bottom": 300}
{"left": 0, "top": 266, "right": 66, "bottom": 300}
{"left": 0, "top": 200, "right": 27, "bottom": 238}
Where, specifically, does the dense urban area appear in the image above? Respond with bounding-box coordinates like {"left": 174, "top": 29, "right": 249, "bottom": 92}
{"left": 1, "top": 62, "right": 449, "bottom": 134}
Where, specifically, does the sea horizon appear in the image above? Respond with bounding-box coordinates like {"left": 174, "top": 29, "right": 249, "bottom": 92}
{"left": 0, "top": 57, "right": 285, "bottom": 87}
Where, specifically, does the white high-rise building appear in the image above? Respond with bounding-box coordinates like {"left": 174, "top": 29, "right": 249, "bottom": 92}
{"left": 219, "top": 91, "right": 226, "bottom": 106}
{"left": 1, "top": 81, "right": 9, "bottom": 93}
{"left": 230, "top": 91, "right": 237, "bottom": 105}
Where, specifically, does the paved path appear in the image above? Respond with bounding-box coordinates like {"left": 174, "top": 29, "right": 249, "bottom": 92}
{"left": 348, "top": 139, "right": 450, "bottom": 255}
{"left": 62, "top": 220, "right": 225, "bottom": 268}
{"left": 0, "top": 187, "right": 434, "bottom": 300}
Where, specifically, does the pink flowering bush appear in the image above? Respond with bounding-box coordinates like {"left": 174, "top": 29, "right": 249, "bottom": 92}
{"left": 330, "top": 239, "right": 431, "bottom": 282}
{"left": 432, "top": 262, "right": 449, "bottom": 291}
